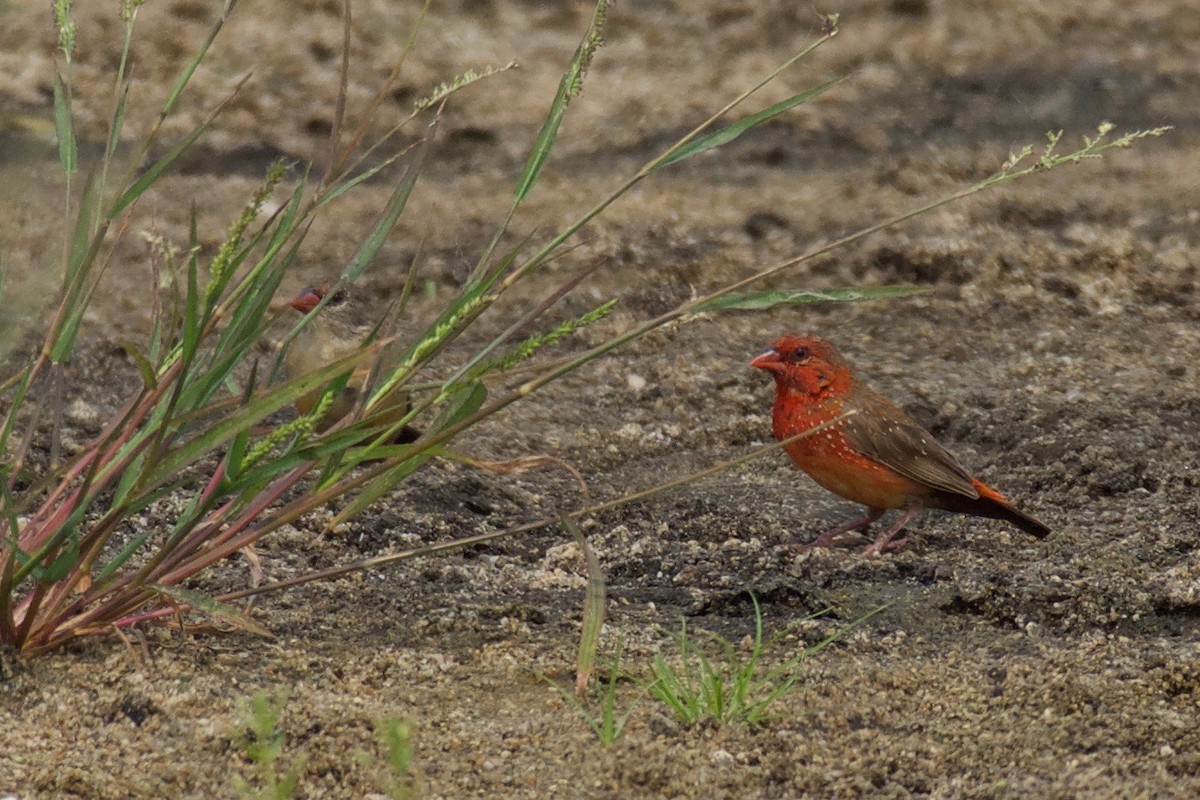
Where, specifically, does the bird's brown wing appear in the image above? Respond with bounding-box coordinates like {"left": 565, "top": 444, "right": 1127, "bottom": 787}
{"left": 842, "top": 411, "right": 979, "bottom": 499}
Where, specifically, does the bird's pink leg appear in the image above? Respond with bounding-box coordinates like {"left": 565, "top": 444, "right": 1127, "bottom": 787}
{"left": 798, "top": 508, "right": 885, "bottom": 550}
{"left": 861, "top": 507, "right": 920, "bottom": 557}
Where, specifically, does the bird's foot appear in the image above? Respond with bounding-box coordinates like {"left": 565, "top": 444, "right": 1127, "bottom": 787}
{"left": 785, "top": 536, "right": 852, "bottom": 554}
{"left": 790, "top": 509, "right": 885, "bottom": 551}
{"left": 861, "top": 536, "right": 908, "bottom": 557}
{"left": 858, "top": 508, "right": 919, "bottom": 557}
{"left": 793, "top": 532, "right": 865, "bottom": 552}
{"left": 783, "top": 528, "right": 864, "bottom": 553}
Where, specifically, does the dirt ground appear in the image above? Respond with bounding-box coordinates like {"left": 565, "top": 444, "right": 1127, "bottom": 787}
{"left": 2, "top": 1, "right": 1199, "bottom": 798}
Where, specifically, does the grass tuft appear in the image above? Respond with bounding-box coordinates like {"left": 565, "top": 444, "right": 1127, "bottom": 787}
{"left": 544, "top": 637, "right": 647, "bottom": 746}
{"left": 647, "top": 596, "right": 878, "bottom": 727}
{"left": 356, "top": 718, "right": 420, "bottom": 800}
{"left": 232, "top": 691, "right": 305, "bottom": 800}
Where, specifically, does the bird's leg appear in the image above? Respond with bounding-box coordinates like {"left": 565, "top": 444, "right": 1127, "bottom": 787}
{"left": 861, "top": 507, "right": 920, "bottom": 557}
{"left": 800, "top": 508, "right": 885, "bottom": 550}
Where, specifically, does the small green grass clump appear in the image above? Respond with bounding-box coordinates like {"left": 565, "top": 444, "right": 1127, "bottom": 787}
{"left": 648, "top": 595, "right": 857, "bottom": 727}
{"left": 232, "top": 691, "right": 305, "bottom": 800}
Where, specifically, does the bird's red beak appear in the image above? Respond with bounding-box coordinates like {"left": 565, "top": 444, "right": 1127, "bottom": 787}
{"left": 290, "top": 286, "right": 323, "bottom": 314}
{"left": 750, "top": 348, "right": 784, "bottom": 374}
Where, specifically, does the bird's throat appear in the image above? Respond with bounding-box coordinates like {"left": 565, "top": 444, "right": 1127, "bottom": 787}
{"left": 772, "top": 386, "right": 841, "bottom": 441}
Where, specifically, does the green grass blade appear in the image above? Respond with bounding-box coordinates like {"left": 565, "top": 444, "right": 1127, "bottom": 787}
{"left": 53, "top": 72, "right": 77, "bottom": 175}
{"left": 64, "top": 169, "right": 98, "bottom": 286}
{"left": 694, "top": 285, "right": 932, "bottom": 312}
{"left": 111, "top": 448, "right": 148, "bottom": 508}
{"left": 324, "top": 451, "right": 434, "bottom": 530}
{"left": 48, "top": 173, "right": 104, "bottom": 364}
{"left": 324, "top": 380, "right": 485, "bottom": 524}
{"left": 221, "top": 185, "right": 311, "bottom": 373}
{"left": 425, "top": 232, "right": 529, "bottom": 346}
{"left": 339, "top": 118, "right": 436, "bottom": 284}
{"left": 212, "top": 256, "right": 289, "bottom": 358}
{"left": 150, "top": 584, "right": 273, "bottom": 638}
{"left": 109, "top": 114, "right": 218, "bottom": 216}
{"left": 315, "top": 147, "right": 409, "bottom": 209}
{"left": 223, "top": 367, "right": 257, "bottom": 483}
{"left": 540, "top": 671, "right": 606, "bottom": 742}
{"left": 431, "top": 380, "right": 487, "bottom": 431}
{"left": 181, "top": 231, "right": 202, "bottom": 364}
{"left": 0, "top": 547, "right": 16, "bottom": 643}
{"left": 514, "top": 0, "right": 611, "bottom": 201}
{"left": 92, "top": 488, "right": 188, "bottom": 581}
{"left": 120, "top": 341, "right": 158, "bottom": 391}
{"left": 158, "top": 0, "right": 237, "bottom": 121}
{"left": 106, "top": 81, "right": 131, "bottom": 164}
{"left": 222, "top": 448, "right": 329, "bottom": 495}
{"left": 514, "top": 78, "right": 569, "bottom": 202}
{"left": 567, "top": 518, "right": 605, "bottom": 696}
{"left": 11, "top": 502, "right": 89, "bottom": 585}
{"left": 324, "top": 383, "right": 482, "bottom": 515}
{"left": 658, "top": 77, "right": 847, "bottom": 169}
{"left": 36, "top": 534, "right": 80, "bottom": 583}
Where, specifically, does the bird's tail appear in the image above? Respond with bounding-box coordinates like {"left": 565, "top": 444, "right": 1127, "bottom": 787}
{"left": 938, "top": 479, "right": 1051, "bottom": 538}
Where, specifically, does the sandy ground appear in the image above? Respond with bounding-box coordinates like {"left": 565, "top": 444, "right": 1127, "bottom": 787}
{"left": 1, "top": 1, "right": 1199, "bottom": 798}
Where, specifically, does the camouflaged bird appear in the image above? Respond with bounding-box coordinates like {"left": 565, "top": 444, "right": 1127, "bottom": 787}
{"left": 283, "top": 285, "right": 420, "bottom": 443}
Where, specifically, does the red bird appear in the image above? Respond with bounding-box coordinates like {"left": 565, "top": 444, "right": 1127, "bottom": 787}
{"left": 751, "top": 335, "right": 1049, "bottom": 556}
{"left": 283, "top": 285, "right": 421, "bottom": 443}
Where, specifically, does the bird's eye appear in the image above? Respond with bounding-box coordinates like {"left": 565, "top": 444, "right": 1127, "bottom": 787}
{"left": 790, "top": 346, "right": 811, "bottom": 363}
{"left": 327, "top": 288, "right": 349, "bottom": 307}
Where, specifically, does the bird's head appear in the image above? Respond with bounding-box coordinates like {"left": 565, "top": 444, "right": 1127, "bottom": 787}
{"left": 750, "top": 335, "right": 854, "bottom": 398}
{"left": 289, "top": 285, "right": 349, "bottom": 315}
{"left": 282, "top": 285, "right": 369, "bottom": 360}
